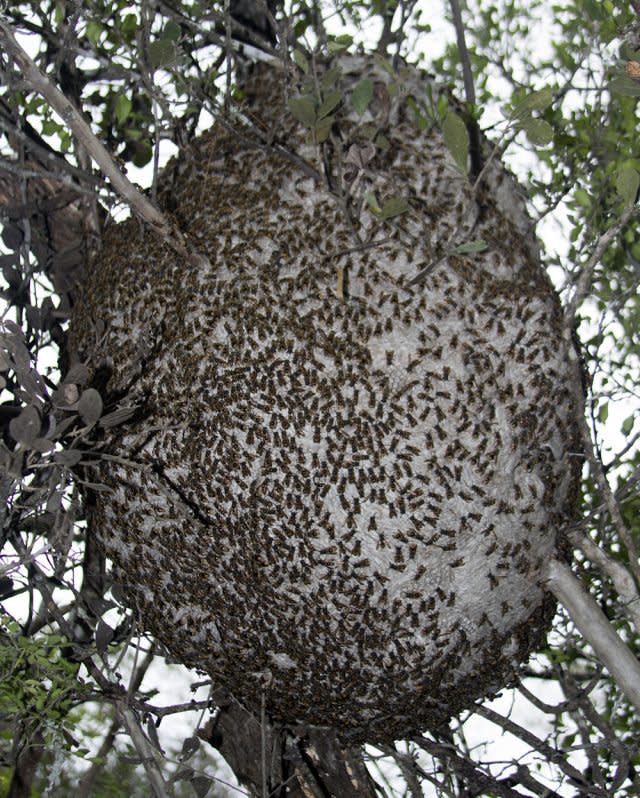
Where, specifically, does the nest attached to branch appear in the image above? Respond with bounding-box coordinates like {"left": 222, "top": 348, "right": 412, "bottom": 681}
{"left": 71, "top": 56, "right": 582, "bottom": 742}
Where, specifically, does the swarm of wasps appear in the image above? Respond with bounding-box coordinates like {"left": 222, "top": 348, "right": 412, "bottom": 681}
{"left": 71, "top": 55, "right": 583, "bottom": 742}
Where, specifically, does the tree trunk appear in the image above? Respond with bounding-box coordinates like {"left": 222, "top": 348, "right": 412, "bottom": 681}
{"left": 200, "top": 690, "right": 379, "bottom": 797}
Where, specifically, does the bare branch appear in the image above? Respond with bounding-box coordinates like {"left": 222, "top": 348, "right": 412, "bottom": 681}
{"left": 0, "top": 20, "right": 162, "bottom": 226}
{"left": 547, "top": 558, "right": 640, "bottom": 715}
{"left": 576, "top": 408, "right": 640, "bottom": 583}
{"left": 449, "top": 0, "right": 476, "bottom": 107}
{"left": 412, "top": 736, "right": 529, "bottom": 798}
{"left": 472, "top": 703, "right": 596, "bottom": 790}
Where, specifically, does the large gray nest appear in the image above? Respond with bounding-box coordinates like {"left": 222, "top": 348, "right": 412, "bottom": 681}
{"left": 71, "top": 56, "right": 583, "bottom": 742}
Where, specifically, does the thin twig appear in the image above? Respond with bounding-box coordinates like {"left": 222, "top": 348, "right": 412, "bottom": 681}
{"left": 472, "top": 703, "right": 595, "bottom": 790}
{"left": 449, "top": 0, "right": 476, "bottom": 107}
{"left": 577, "top": 407, "right": 640, "bottom": 583}
{"left": 563, "top": 204, "right": 639, "bottom": 327}
{"left": 134, "top": 698, "right": 216, "bottom": 718}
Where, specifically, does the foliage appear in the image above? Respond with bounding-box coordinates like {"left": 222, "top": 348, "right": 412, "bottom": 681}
{"left": 0, "top": 0, "right": 639, "bottom": 796}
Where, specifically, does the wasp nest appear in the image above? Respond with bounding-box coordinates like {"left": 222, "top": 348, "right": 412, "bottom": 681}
{"left": 71, "top": 56, "right": 582, "bottom": 742}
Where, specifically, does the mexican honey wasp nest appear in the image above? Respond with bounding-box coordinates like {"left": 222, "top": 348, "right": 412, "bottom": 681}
{"left": 71, "top": 56, "right": 583, "bottom": 742}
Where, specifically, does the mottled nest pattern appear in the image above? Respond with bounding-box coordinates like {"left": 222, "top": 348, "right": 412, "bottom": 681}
{"left": 71, "top": 57, "right": 582, "bottom": 742}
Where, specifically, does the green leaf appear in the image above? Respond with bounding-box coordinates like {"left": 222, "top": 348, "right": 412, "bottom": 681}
{"left": 408, "top": 96, "right": 429, "bottom": 130}
{"left": 365, "top": 192, "right": 382, "bottom": 213}
{"left": 378, "top": 197, "right": 409, "bottom": 220}
{"left": 351, "top": 79, "right": 374, "bottom": 116}
{"left": 321, "top": 67, "right": 342, "bottom": 90}
{"left": 121, "top": 13, "right": 139, "bottom": 40}
{"left": 328, "top": 34, "right": 353, "bottom": 53}
{"left": 615, "top": 163, "right": 640, "bottom": 206}
{"left": 41, "top": 119, "right": 62, "bottom": 137}
{"left": 85, "top": 20, "right": 102, "bottom": 47}
{"left": 512, "top": 87, "right": 553, "bottom": 117}
{"left": 621, "top": 415, "right": 635, "bottom": 436}
{"left": 191, "top": 775, "right": 213, "bottom": 798}
{"left": 442, "top": 111, "right": 469, "bottom": 174}
{"left": 9, "top": 406, "right": 40, "bottom": 445}
{"left": 310, "top": 116, "right": 334, "bottom": 143}
{"left": 54, "top": 450, "right": 83, "bottom": 467}
{"left": 452, "top": 239, "right": 488, "bottom": 255}
{"left": 374, "top": 54, "right": 395, "bottom": 75}
{"left": 293, "top": 18, "right": 308, "bottom": 37}
{"left": 609, "top": 75, "right": 640, "bottom": 97}
{"left": 317, "top": 90, "right": 342, "bottom": 120}
{"left": 436, "top": 94, "right": 449, "bottom": 121}
{"left": 293, "top": 49, "right": 309, "bottom": 74}
{"left": 520, "top": 117, "right": 554, "bottom": 146}
{"left": 147, "top": 39, "right": 177, "bottom": 69}
{"left": 78, "top": 388, "right": 103, "bottom": 425}
{"left": 114, "top": 95, "right": 132, "bottom": 125}
{"left": 180, "top": 736, "right": 200, "bottom": 762}
{"left": 132, "top": 141, "right": 153, "bottom": 167}
{"left": 288, "top": 95, "right": 317, "bottom": 128}
{"left": 573, "top": 188, "right": 592, "bottom": 210}
{"left": 163, "top": 20, "right": 181, "bottom": 41}
{"left": 95, "top": 620, "right": 114, "bottom": 654}
{"left": 599, "top": 402, "right": 609, "bottom": 424}
{"left": 619, "top": 44, "right": 640, "bottom": 61}
{"left": 58, "top": 130, "right": 72, "bottom": 152}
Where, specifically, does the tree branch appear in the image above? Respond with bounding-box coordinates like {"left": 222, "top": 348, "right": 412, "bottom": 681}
{"left": 449, "top": 0, "right": 476, "bottom": 107}
{"left": 198, "top": 690, "right": 378, "bottom": 798}
{"left": 569, "top": 528, "right": 640, "bottom": 634}
{"left": 0, "top": 21, "right": 162, "bottom": 225}
{"left": 0, "top": 18, "right": 208, "bottom": 270}
{"left": 546, "top": 558, "right": 640, "bottom": 715}
{"left": 563, "top": 204, "right": 639, "bottom": 327}
{"left": 118, "top": 703, "right": 173, "bottom": 798}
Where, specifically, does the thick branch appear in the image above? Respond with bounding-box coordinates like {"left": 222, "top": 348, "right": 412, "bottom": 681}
{"left": 546, "top": 558, "right": 640, "bottom": 714}
{"left": 199, "top": 690, "right": 378, "bottom": 798}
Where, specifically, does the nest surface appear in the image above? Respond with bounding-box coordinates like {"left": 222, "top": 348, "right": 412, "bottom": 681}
{"left": 71, "top": 56, "right": 582, "bottom": 742}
